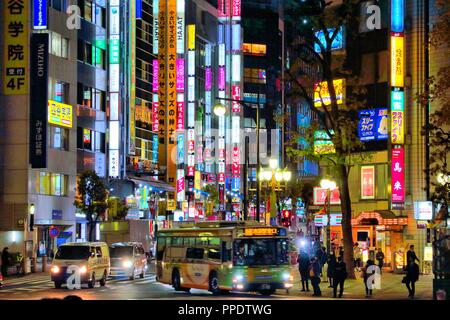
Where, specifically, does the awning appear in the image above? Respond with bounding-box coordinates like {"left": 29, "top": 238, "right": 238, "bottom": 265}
{"left": 352, "top": 210, "right": 408, "bottom": 226}
{"left": 130, "top": 177, "right": 175, "bottom": 192}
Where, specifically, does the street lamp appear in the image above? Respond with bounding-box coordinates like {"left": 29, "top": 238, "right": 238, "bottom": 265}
{"left": 29, "top": 204, "right": 35, "bottom": 232}
{"left": 213, "top": 103, "right": 226, "bottom": 117}
{"left": 260, "top": 165, "right": 292, "bottom": 226}
{"left": 320, "top": 178, "right": 337, "bottom": 255}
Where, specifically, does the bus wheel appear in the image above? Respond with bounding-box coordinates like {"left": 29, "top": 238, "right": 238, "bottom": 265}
{"left": 209, "top": 272, "right": 221, "bottom": 295}
{"left": 172, "top": 269, "right": 182, "bottom": 291}
{"left": 259, "top": 289, "right": 275, "bottom": 296}
{"left": 54, "top": 282, "right": 62, "bottom": 289}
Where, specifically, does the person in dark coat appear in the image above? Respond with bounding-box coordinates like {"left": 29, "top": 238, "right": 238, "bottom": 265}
{"left": 362, "top": 259, "right": 376, "bottom": 297}
{"left": 333, "top": 256, "right": 347, "bottom": 298}
{"left": 297, "top": 249, "right": 310, "bottom": 292}
{"left": 327, "top": 253, "right": 337, "bottom": 288}
{"left": 407, "top": 245, "right": 420, "bottom": 264}
{"left": 375, "top": 248, "right": 385, "bottom": 274}
{"left": 309, "top": 256, "right": 322, "bottom": 296}
{"left": 405, "top": 260, "right": 420, "bottom": 299}
{"left": 1, "top": 247, "right": 11, "bottom": 277}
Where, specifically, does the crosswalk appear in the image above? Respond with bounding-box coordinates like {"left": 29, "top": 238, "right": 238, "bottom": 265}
{"left": 0, "top": 273, "right": 156, "bottom": 295}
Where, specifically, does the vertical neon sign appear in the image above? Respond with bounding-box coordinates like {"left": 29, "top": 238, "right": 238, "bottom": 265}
{"left": 390, "top": 0, "right": 405, "bottom": 209}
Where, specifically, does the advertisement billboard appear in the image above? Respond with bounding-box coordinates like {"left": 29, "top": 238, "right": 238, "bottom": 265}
{"left": 313, "top": 187, "right": 341, "bottom": 205}
{"left": 391, "top": 35, "right": 404, "bottom": 87}
{"left": 48, "top": 100, "right": 73, "bottom": 128}
{"left": 314, "top": 27, "right": 344, "bottom": 52}
{"left": 33, "top": 0, "right": 47, "bottom": 30}
{"left": 361, "top": 166, "right": 375, "bottom": 199}
{"left": 314, "top": 79, "right": 344, "bottom": 107}
{"left": 358, "top": 108, "right": 388, "bottom": 141}
{"left": 391, "top": 147, "right": 405, "bottom": 204}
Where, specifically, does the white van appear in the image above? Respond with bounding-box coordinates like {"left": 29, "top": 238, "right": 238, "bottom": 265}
{"left": 109, "top": 242, "right": 147, "bottom": 280}
{"left": 50, "top": 242, "right": 110, "bottom": 289}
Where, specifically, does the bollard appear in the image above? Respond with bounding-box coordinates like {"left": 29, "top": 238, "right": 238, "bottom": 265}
{"left": 42, "top": 255, "right": 47, "bottom": 272}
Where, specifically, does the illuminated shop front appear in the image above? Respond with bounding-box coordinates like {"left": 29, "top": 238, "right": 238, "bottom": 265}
{"left": 351, "top": 211, "right": 408, "bottom": 269}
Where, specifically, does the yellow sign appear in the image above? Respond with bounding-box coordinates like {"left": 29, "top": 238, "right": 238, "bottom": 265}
{"left": 391, "top": 110, "right": 404, "bottom": 144}
{"left": 188, "top": 25, "right": 196, "bottom": 50}
{"left": 424, "top": 246, "right": 433, "bottom": 262}
{"left": 314, "top": 79, "right": 344, "bottom": 107}
{"left": 48, "top": 100, "right": 73, "bottom": 128}
{"left": 244, "top": 228, "right": 278, "bottom": 237}
{"left": 167, "top": 199, "right": 176, "bottom": 211}
{"left": 391, "top": 36, "right": 404, "bottom": 87}
{"left": 3, "top": 0, "right": 28, "bottom": 94}
{"left": 158, "top": 0, "right": 167, "bottom": 165}
{"left": 129, "top": 0, "right": 136, "bottom": 154}
{"left": 194, "top": 170, "right": 201, "bottom": 200}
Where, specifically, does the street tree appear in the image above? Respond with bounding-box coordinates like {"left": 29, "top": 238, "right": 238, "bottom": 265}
{"left": 419, "top": 0, "right": 450, "bottom": 212}
{"left": 202, "top": 184, "right": 220, "bottom": 216}
{"left": 74, "top": 170, "right": 108, "bottom": 241}
{"left": 284, "top": 0, "right": 374, "bottom": 278}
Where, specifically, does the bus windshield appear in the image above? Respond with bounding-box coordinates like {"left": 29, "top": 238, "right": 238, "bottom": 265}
{"left": 233, "top": 238, "right": 289, "bottom": 266}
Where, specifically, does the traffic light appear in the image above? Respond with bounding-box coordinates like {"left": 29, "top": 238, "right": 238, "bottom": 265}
{"left": 281, "top": 210, "right": 291, "bottom": 227}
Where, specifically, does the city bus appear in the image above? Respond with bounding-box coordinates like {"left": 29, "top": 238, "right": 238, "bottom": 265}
{"left": 156, "top": 221, "right": 293, "bottom": 296}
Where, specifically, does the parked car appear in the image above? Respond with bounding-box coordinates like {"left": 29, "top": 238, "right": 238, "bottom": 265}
{"left": 109, "top": 242, "right": 147, "bottom": 280}
{"left": 50, "top": 242, "right": 110, "bottom": 289}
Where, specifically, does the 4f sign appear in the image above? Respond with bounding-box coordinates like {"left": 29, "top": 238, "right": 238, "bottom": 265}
{"left": 33, "top": 0, "right": 48, "bottom": 29}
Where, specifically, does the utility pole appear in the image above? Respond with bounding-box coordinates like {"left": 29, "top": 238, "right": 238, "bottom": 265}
{"left": 243, "top": 136, "right": 249, "bottom": 220}
{"left": 256, "top": 91, "right": 261, "bottom": 222}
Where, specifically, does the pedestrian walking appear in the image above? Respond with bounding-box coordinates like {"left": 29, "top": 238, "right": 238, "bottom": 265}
{"left": 362, "top": 259, "right": 375, "bottom": 297}
{"left": 297, "top": 249, "right": 310, "bottom": 292}
{"left": 407, "top": 245, "right": 420, "bottom": 264}
{"left": 327, "top": 253, "right": 336, "bottom": 288}
{"left": 333, "top": 256, "right": 347, "bottom": 298}
{"left": 404, "top": 260, "right": 419, "bottom": 299}
{"left": 376, "top": 248, "right": 385, "bottom": 274}
{"left": 16, "top": 252, "right": 24, "bottom": 275}
{"left": 320, "top": 246, "right": 328, "bottom": 282}
{"left": 309, "top": 256, "right": 322, "bottom": 296}
{"left": 1, "top": 247, "right": 11, "bottom": 277}
{"left": 353, "top": 242, "right": 362, "bottom": 272}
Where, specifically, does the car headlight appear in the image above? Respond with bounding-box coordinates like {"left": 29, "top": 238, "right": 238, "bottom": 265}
{"left": 282, "top": 273, "right": 290, "bottom": 281}
{"left": 51, "top": 266, "right": 60, "bottom": 273}
{"left": 123, "top": 260, "right": 133, "bottom": 268}
{"left": 233, "top": 274, "right": 244, "bottom": 283}
{"left": 79, "top": 266, "right": 87, "bottom": 274}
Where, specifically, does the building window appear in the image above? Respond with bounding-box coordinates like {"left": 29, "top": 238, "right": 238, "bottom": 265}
{"left": 77, "top": 127, "right": 105, "bottom": 153}
{"left": 49, "top": 79, "right": 70, "bottom": 104}
{"left": 36, "top": 172, "right": 68, "bottom": 196}
{"left": 92, "top": 46, "right": 105, "bottom": 69}
{"left": 49, "top": 126, "right": 69, "bottom": 150}
{"left": 83, "top": 128, "right": 92, "bottom": 150}
{"left": 83, "top": 0, "right": 93, "bottom": 23}
{"left": 49, "top": 31, "right": 69, "bottom": 58}
{"left": 50, "top": 0, "right": 68, "bottom": 12}
{"left": 244, "top": 68, "right": 266, "bottom": 84}
{"left": 243, "top": 43, "right": 267, "bottom": 56}
{"left": 77, "top": 84, "right": 105, "bottom": 111}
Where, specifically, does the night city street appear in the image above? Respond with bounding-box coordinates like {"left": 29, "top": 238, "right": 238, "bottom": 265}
{"left": 1, "top": 0, "right": 450, "bottom": 314}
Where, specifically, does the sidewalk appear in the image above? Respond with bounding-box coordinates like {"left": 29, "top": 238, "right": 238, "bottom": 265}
{"left": 288, "top": 267, "right": 433, "bottom": 300}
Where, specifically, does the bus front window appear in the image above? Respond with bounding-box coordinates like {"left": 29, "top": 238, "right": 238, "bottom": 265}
{"left": 233, "top": 239, "right": 289, "bottom": 266}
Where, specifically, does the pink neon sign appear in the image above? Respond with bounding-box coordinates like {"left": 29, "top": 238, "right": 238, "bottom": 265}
{"left": 232, "top": 0, "right": 241, "bottom": 17}
{"left": 152, "top": 102, "right": 159, "bottom": 132}
{"left": 152, "top": 60, "right": 158, "bottom": 93}
{"left": 218, "top": 66, "right": 225, "bottom": 90}
{"left": 232, "top": 85, "right": 241, "bottom": 112}
{"left": 391, "top": 147, "right": 405, "bottom": 203}
{"left": 176, "top": 101, "right": 184, "bottom": 131}
{"left": 176, "top": 59, "right": 184, "bottom": 92}
{"left": 205, "top": 67, "right": 212, "bottom": 91}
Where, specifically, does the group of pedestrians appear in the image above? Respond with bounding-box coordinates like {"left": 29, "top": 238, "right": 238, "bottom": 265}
{"left": 296, "top": 243, "right": 421, "bottom": 299}
{"left": 297, "top": 245, "right": 348, "bottom": 298}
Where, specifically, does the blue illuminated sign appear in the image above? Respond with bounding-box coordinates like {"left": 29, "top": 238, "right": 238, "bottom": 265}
{"left": 391, "top": 89, "right": 404, "bottom": 111}
{"left": 136, "top": 0, "right": 142, "bottom": 19}
{"left": 358, "top": 108, "right": 388, "bottom": 141}
{"left": 152, "top": 135, "right": 158, "bottom": 163}
{"left": 232, "top": 178, "right": 240, "bottom": 191}
{"left": 314, "top": 27, "right": 344, "bottom": 53}
{"left": 33, "top": 0, "right": 48, "bottom": 30}
{"left": 177, "top": 134, "right": 184, "bottom": 161}
{"left": 391, "top": 0, "right": 404, "bottom": 33}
